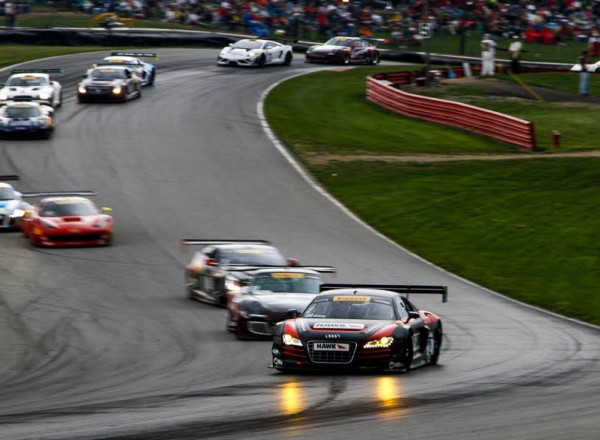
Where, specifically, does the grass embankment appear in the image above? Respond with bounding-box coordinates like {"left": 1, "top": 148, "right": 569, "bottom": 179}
{"left": 0, "top": 45, "right": 114, "bottom": 69}
{"left": 266, "top": 66, "right": 600, "bottom": 325}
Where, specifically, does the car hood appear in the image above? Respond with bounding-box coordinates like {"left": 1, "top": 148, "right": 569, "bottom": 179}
{"left": 244, "top": 293, "right": 316, "bottom": 313}
{"left": 2, "top": 86, "right": 49, "bottom": 95}
{"left": 310, "top": 45, "right": 344, "bottom": 53}
{"left": 40, "top": 215, "right": 108, "bottom": 228}
{"left": 292, "top": 318, "right": 395, "bottom": 340}
{"left": 81, "top": 78, "right": 125, "bottom": 87}
{"left": 0, "top": 199, "right": 19, "bottom": 212}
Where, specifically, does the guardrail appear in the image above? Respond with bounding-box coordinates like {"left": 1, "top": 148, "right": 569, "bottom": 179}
{"left": 367, "top": 72, "right": 537, "bottom": 149}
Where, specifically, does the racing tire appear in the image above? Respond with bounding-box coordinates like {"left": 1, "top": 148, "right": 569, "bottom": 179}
{"left": 226, "top": 311, "right": 237, "bottom": 333}
{"left": 148, "top": 70, "right": 155, "bottom": 86}
{"left": 256, "top": 55, "right": 266, "bottom": 68}
{"left": 369, "top": 52, "right": 380, "bottom": 65}
{"left": 340, "top": 53, "right": 350, "bottom": 65}
{"left": 399, "top": 333, "right": 414, "bottom": 372}
{"left": 284, "top": 52, "right": 293, "bottom": 66}
{"left": 426, "top": 327, "right": 443, "bottom": 365}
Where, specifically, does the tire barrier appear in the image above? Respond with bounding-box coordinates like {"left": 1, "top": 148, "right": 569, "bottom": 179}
{"left": 367, "top": 73, "right": 537, "bottom": 149}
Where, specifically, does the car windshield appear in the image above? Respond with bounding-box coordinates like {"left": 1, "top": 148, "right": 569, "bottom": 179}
{"left": 5, "top": 107, "right": 41, "bottom": 118}
{"left": 91, "top": 69, "right": 128, "bottom": 79}
{"left": 231, "top": 40, "right": 262, "bottom": 50}
{"left": 100, "top": 59, "right": 136, "bottom": 66}
{"left": 7, "top": 76, "right": 47, "bottom": 87}
{"left": 324, "top": 38, "right": 354, "bottom": 47}
{"left": 303, "top": 296, "right": 396, "bottom": 320}
{"left": 219, "top": 248, "right": 288, "bottom": 266}
{"left": 41, "top": 201, "right": 98, "bottom": 217}
{"left": 0, "top": 188, "right": 16, "bottom": 200}
{"left": 252, "top": 273, "right": 321, "bottom": 294}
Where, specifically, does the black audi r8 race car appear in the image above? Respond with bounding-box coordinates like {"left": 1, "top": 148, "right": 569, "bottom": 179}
{"left": 77, "top": 66, "right": 142, "bottom": 103}
{"left": 271, "top": 284, "right": 447, "bottom": 373}
{"left": 182, "top": 239, "right": 300, "bottom": 307}
{"left": 226, "top": 266, "right": 335, "bottom": 339}
{"left": 305, "top": 36, "right": 380, "bottom": 65}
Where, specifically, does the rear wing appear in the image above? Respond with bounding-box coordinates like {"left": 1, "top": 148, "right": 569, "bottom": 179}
{"left": 320, "top": 283, "right": 448, "bottom": 303}
{"left": 11, "top": 69, "right": 64, "bottom": 76}
{"left": 22, "top": 191, "right": 97, "bottom": 198}
{"left": 181, "top": 239, "right": 271, "bottom": 251}
{"left": 111, "top": 52, "right": 159, "bottom": 60}
{"left": 226, "top": 265, "right": 336, "bottom": 274}
{"left": 0, "top": 175, "right": 20, "bottom": 181}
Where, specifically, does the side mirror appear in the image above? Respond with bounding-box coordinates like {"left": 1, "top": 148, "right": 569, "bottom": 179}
{"left": 286, "top": 309, "right": 299, "bottom": 319}
{"left": 101, "top": 207, "right": 112, "bottom": 214}
{"left": 408, "top": 311, "right": 421, "bottom": 320}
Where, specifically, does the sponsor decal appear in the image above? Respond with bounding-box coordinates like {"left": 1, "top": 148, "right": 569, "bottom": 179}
{"left": 325, "top": 334, "right": 341, "bottom": 339}
{"left": 313, "top": 322, "right": 365, "bottom": 330}
{"left": 54, "top": 200, "right": 78, "bottom": 205}
{"left": 271, "top": 273, "right": 305, "bottom": 279}
{"left": 388, "top": 361, "right": 404, "bottom": 370}
{"left": 70, "top": 228, "right": 80, "bottom": 233}
{"left": 235, "top": 249, "right": 263, "bottom": 254}
{"left": 314, "top": 342, "right": 350, "bottom": 351}
{"left": 333, "top": 296, "right": 370, "bottom": 302}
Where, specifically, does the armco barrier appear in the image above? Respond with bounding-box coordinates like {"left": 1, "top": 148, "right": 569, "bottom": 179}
{"left": 367, "top": 74, "right": 537, "bottom": 149}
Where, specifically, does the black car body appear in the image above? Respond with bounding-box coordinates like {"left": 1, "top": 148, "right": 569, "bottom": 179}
{"left": 182, "top": 239, "right": 299, "bottom": 307}
{"left": 272, "top": 284, "right": 447, "bottom": 373}
{"left": 77, "top": 66, "right": 142, "bottom": 103}
{"left": 305, "top": 36, "right": 380, "bottom": 65}
{"left": 226, "top": 267, "right": 335, "bottom": 339}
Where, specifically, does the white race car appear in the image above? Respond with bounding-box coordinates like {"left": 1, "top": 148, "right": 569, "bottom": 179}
{"left": 218, "top": 39, "right": 293, "bottom": 67}
{"left": 570, "top": 61, "right": 600, "bottom": 72}
{"left": 87, "top": 52, "right": 157, "bottom": 86}
{"left": 0, "top": 69, "right": 63, "bottom": 107}
{"left": 0, "top": 176, "right": 30, "bottom": 230}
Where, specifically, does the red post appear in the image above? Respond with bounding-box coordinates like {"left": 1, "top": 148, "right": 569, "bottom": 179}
{"left": 552, "top": 130, "right": 561, "bottom": 148}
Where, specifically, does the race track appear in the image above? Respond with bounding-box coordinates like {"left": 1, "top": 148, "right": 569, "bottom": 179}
{"left": 1, "top": 49, "right": 599, "bottom": 440}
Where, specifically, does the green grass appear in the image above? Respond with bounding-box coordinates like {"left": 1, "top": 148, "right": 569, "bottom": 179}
{"left": 311, "top": 159, "right": 600, "bottom": 325}
{"left": 0, "top": 44, "right": 114, "bottom": 68}
{"left": 266, "top": 66, "right": 600, "bottom": 325}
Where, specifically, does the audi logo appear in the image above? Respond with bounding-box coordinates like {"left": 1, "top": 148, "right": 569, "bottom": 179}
{"left": 325, "top": 334, "right": 341, "bottom": 339}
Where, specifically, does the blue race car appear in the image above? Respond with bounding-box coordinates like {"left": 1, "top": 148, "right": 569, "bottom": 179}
{"left": 0, "top": 101, "right": 54, "bottom": 139}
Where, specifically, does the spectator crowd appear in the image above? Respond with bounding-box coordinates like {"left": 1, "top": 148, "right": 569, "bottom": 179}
{"left": 46, "top": 0, "right": 600, "bottom": 50}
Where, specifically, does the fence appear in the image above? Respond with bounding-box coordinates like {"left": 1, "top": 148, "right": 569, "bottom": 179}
{"left": 366, "top": 72, "right": 537, "bottom": 149}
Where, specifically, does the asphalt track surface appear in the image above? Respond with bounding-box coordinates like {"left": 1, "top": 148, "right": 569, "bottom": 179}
{"left": 1, "top": 49, "right": 599, "bottom": 440}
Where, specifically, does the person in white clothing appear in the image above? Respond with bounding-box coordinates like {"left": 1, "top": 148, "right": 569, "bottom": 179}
{"left": 480, "top": 34, "right": 497, "bottom": 76}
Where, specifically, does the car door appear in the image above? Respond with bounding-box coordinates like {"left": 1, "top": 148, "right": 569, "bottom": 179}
{"left": 264, "top": 42, "right": 282, "bottom": 64}
{"left": 400, "top": 297, "right": 428, "bottom": 356}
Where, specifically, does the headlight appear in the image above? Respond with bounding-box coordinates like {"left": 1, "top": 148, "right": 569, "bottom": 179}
{"left": 11, "top": 209, "right": 25, "bottom": 218}
{"left": 225, "top": 276, "right": 241, "bottom": 293}
{"left": 78, "top": 85, "right": 87, "bottom": 94}
{"left": 112, "top": 86, "right": 123, "bottom": 95}
{"left": 40, "top": 219, "right": 58, "bottom": 230}
{"left": 249, "top": 50, "right": 261, "bottom": 57}
{"left": 39, "top": 91, "right": 52, "bottom": 100}
{"left": 364, "top": 336, "right": 394, "bottom": 349}
{"left": 282, "top": 333, "right": 302, "bottom": 347}
{"left": 0, "top": 91, "right": 8, "bottom": 100}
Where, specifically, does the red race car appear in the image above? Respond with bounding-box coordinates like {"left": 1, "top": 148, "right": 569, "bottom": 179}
{"left": 305, "top": 36, "right": 380, "bottom": 65}
{"left": 21, "top": 193, "right": 113, "bottom": 247}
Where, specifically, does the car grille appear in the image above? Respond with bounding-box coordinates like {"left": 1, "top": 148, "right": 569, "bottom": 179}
{"left": 12, "top": 96, "right": 34, "bottom": 101}
{"left": 50, "top": 233, "right": 103, "bottom": 242}
{"left": 247, "top": 321, "right": 274, "bottom": 336}
{"left": 307, "top": 341, "right": 357, "bottom": 364}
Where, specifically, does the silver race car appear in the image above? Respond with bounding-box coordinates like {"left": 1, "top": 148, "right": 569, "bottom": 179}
{"left": 0, "top": 69, "right": 63, "bottom": 107}
{"left": 0, "top": 101, "right": 54, "bottom": 139}
{"left": 218, "top": 39, "right": 293, "bottom": 67}
{"left": 0, "top": 176, "right": 30, "bottom": 230}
